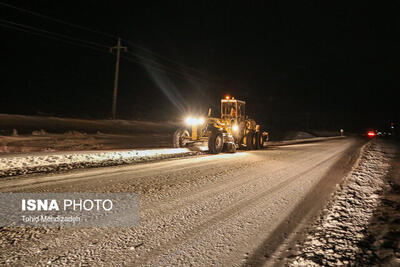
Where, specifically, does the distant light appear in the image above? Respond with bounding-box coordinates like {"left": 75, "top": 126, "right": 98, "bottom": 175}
{"left": 225, "top": 95, "right": 230, "bottom": 100}
{"left": 232, "top": 125, "right": 238, "bottom": 131}
{"left": 367, "top": 131, "right": 376, "bottom": 138}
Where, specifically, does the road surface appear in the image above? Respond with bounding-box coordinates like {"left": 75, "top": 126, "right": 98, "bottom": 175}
{"left": 0, "top": 137, "right": 365, "bottom": 266}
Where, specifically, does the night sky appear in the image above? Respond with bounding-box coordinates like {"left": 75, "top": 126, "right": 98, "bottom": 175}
{"left": 0, "top": 1, "right": 398, "bottom": 132}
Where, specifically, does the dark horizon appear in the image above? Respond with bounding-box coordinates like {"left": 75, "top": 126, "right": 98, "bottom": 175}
{"left": 1, "top": 1, "right": 398, "bottom": 132}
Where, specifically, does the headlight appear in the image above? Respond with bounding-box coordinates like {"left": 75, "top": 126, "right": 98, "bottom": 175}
{"left": 232, "top": 125, "right": 238, "bottom": 131}
{"left": 185, "top": 117, "right": 205, "bottom": 125}
{"left": 185, "top": 117, "right": 194, "bottom": 125}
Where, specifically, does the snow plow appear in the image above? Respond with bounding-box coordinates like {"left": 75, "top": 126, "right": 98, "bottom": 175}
{"left": 173, "top": 96, "right": 269, "bottom": 154}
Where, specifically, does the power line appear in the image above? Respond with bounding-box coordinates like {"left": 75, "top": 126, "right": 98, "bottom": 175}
{"left": 1, "top": 2, "right": 239, "bottom": 100}
{"left": 121, "top": 54, "right": 221, "bottom": 86}
{"left": 1, "top": 19, "right": 109, "bottom": 49}
{"left": 126, "top": 51, "right": 205, "bottom": 81}
{"left": 0, "top": 18, "right": 216, "bottom": 85}
{"left": 124, "top": 40, "right": 219, "bottom": 79}
{"left": 0, "top": 0, "right": 193, "bottom": 70}
{"left": 0, "top": 22, "right": 107, "bottom": 53}
{"left": 0, "top": 4, "right": 227, "bottom": 117}
{"left": 1, "top": 1, "right": 223, "bottom": 83}
{"left": 125, "top": 50, "right": 229, "bottom": 88}
{"left": 0, "top": 1, "right": 117, "bottom": 39}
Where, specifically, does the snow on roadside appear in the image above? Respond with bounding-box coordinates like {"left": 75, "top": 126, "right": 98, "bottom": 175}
{"left": 0, "top": 148, "right": 201, "bottom": 178}
{"left": 289, "top": 139, "right": 397, "bottom": 266}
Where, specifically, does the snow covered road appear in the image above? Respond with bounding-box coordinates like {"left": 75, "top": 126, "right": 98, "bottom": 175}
{"left": 0, "top": 136, "right": 343, "bottom": 178}
{"left": 0, "top": 137, "right": 366, "bottom": 266}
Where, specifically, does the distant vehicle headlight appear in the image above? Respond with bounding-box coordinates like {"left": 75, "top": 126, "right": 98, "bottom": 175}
{"left": 232, "top": 124, "right": 238, "bottom": 131}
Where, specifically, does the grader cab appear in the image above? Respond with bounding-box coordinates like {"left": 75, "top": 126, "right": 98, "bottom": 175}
{"left": 173, "top": 96, "right": 268, "bottom": 154}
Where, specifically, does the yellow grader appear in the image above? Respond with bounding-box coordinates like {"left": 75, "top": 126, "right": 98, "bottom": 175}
{"left": 173, "top": 96, "right": 268, "bottom": 154}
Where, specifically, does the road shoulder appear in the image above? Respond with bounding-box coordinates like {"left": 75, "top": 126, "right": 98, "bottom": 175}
{"left": 286, "top": 139, "right": 400, "bottom": 266}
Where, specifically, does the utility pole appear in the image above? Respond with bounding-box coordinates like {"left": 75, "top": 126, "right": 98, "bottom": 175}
{"left": 110, "top": 38, "right": 127, "bottom": 119}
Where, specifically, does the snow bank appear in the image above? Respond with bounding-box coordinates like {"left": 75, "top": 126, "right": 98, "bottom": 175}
{"left": 289, "top": 139, "right": 396, "bottom": 266}
{"left": 0, "top": 148, "right": 201, "bottom": 178}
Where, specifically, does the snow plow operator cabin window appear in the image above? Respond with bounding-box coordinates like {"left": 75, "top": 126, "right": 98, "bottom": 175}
{"left": 222, "top": 102, "right": 237, "bottom": 119}
{"left": 221, "top": 101, "right": 245, "bottom": 120}
{"left": 237, "top": 102, "right": 245, "bottom": 119}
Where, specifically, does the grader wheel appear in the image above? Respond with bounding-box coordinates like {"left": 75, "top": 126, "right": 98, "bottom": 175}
{"left": 252, "top": 132, "right": 259, "bottom": 149}
{"left": 208, "top": 131, "right": 224, "bottom": 154}
{"left": 173, "top": 128, "right": 190, "bottom": 148}
{"left": 246, "top": 131, "right": 255, "bottom": 150}
{"left": 256, "top": 132, "right": 263, "bottom": 149}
